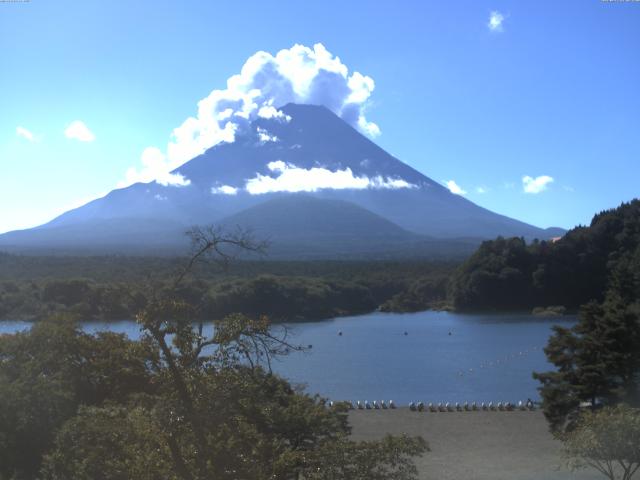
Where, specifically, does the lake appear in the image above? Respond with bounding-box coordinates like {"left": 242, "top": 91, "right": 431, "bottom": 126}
{"left": 0, "top": 311, "right": 573, "bottom": 405}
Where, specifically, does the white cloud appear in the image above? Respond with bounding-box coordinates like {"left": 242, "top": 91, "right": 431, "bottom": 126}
{"left": 446, "top": 180, "right": 467, "bottom": 195}
{"left": 211, "top": 184, "right": 239, "bottom": 195}
{"left": 123, "top": 43, "right": 379, "bottom": 187}
{"left": 64, "top": 120, "right": 96, "bottom": 142}
{"left": 358, "top": 115, "right": 381, "bottom": 137}
{"left": 522, "top": 175, "right": 554, "bottom": 194}
{"left": 257, "top": 104, "right": 291, "bottom": 122}
{"left": 120, "top": 147, "right": 190, "bottom": 187}
{"left": 256, "top": 127, "right": 279, "bottom": 143}
{"left": 16, "top": 126, "right": 36, "bottom": 142}
{"left": 488, "top": 11, "right": 505, "bottom": 32}
{"left": 245, "top": 161, "right": 416, "bottom": 195}
{"left": 154, "top": 194, "right": 168, "bottom": 201}
{"left": 476, "top": 186, "right": 488, "bottom": 194}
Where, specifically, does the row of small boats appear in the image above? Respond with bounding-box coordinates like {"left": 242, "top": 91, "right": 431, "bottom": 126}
{"left": 408, "top": 400, "right": 536, "bottom": 411}
{"left": 327, "top": 400, "right": 536, "bottom": 411}
{"left": 327, "top": 400, "right": 397, "bottom": 409}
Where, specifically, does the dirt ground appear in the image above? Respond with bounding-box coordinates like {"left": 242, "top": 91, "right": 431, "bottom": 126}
{"left": 348, "top": 409, "right": 603, "bottom": 480}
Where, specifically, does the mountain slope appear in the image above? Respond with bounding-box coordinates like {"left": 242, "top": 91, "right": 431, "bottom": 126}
{"left": 217, "top": 195, "right": 479, "bottom": 259}
{"left": 0, "top": 103, "right": 564, "bottom": 256}
{"left": 219, "top": 195, "right": 415, "bottom": 242}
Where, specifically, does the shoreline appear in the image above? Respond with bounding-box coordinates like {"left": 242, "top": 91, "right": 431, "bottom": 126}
{"left": 0, "top": 307, "right": 578, "bottom": 324}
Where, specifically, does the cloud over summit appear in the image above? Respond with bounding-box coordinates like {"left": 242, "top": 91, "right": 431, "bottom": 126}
{"left": 124, "top": 43, "right": 380, "bottom": 187}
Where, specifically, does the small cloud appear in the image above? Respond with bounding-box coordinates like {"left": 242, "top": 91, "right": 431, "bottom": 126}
{"left": 120, "top": 147, "right": 190, "bottom": 187}
{"left": 64, "top": 120, "right": 96, "bottom": 142}
{"left": 488, "top": 11, "right": 505, "bottom": 32}
{"left": 476, "top": 186, "right": 488, "bottom": 194}
{"left": 256, "top": 127, "right": 279, "bottom": 143}
{"left": 446, "top": 180, "right": 467, "bottom": 196}
{"left": 154, "top": 194, "right": 168, "bottom": 201}
{"left": 16, "top": 126, "right": 36, "bottom": 142}
{"left": 522, "top": 175, "right": 554, "bottom": 194}
{"left": 257, "top": 105, "right": 291, "bottom": 122}
{"left": 563, "top": 185, "right": 575, "bottom": 192}
{"left": 211, "top": 184, "right": 239, "bottom": 195}
{"left": 358, "top": 114, "right": 381, "bottom": 137}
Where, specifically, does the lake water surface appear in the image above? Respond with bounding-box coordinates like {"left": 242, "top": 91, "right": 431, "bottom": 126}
{"left": 1, "top": 311, "right": 573, "bottom": 405}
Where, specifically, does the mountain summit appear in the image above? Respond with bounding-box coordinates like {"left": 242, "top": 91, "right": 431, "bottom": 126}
{"left": 0, "top": 104, "right": 562, "bottom": 256}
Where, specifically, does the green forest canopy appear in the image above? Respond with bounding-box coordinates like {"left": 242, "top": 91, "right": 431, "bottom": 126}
{"left": 450, "top": 200, "right": 640, "bottom": 311}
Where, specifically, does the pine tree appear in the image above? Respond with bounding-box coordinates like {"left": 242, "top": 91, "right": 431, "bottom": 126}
{"left": 534, "top": 268, "right": 640, "bottom": 432}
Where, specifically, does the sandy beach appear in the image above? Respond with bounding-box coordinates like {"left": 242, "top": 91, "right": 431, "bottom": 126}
{"left": 349, "top": 409, "right": 602, "bottom": 480}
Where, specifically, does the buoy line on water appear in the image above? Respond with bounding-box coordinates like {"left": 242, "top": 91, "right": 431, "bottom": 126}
{"left": 454, "top": 345, "right": 545, "bottom": 378}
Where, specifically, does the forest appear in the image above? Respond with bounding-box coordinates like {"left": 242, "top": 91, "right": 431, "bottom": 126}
{"left": 450, "top": 200, "right": 640, "bottom": 312}
{"left": 0, "top": 254, "right": 454, "bottom": 322}
{"left": 2, "top": 200, "right": 640, "bottom": 323}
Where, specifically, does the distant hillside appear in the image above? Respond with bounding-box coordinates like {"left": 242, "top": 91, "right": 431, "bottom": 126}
{"left": 218, "top": 195, "right": 480, "bottom": 259}
{"left": 220, "top": 195, "right": 415, "bottom": 242}
{"left": 449, "top": 199, "right": 640, "bottom": 311}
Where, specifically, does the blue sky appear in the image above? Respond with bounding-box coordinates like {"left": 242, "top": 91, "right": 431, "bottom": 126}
{"left": 1, "top": 0, "right": 639, "bottom": 234}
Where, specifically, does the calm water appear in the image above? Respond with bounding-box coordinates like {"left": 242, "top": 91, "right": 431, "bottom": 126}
{"left": 1, "top": 311, "right": 573, "bottom": 404}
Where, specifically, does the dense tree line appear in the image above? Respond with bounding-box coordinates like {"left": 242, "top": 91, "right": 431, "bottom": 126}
{"left": 450, "top": 200, "right": 640, "bottom": 311}
{"left": 0, "top": 257, "right": 454, "bottom": 322}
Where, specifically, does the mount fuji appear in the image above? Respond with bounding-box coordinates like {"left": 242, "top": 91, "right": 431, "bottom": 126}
{"left": 0, "top": 103, "right": 563, "bottom": 258}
